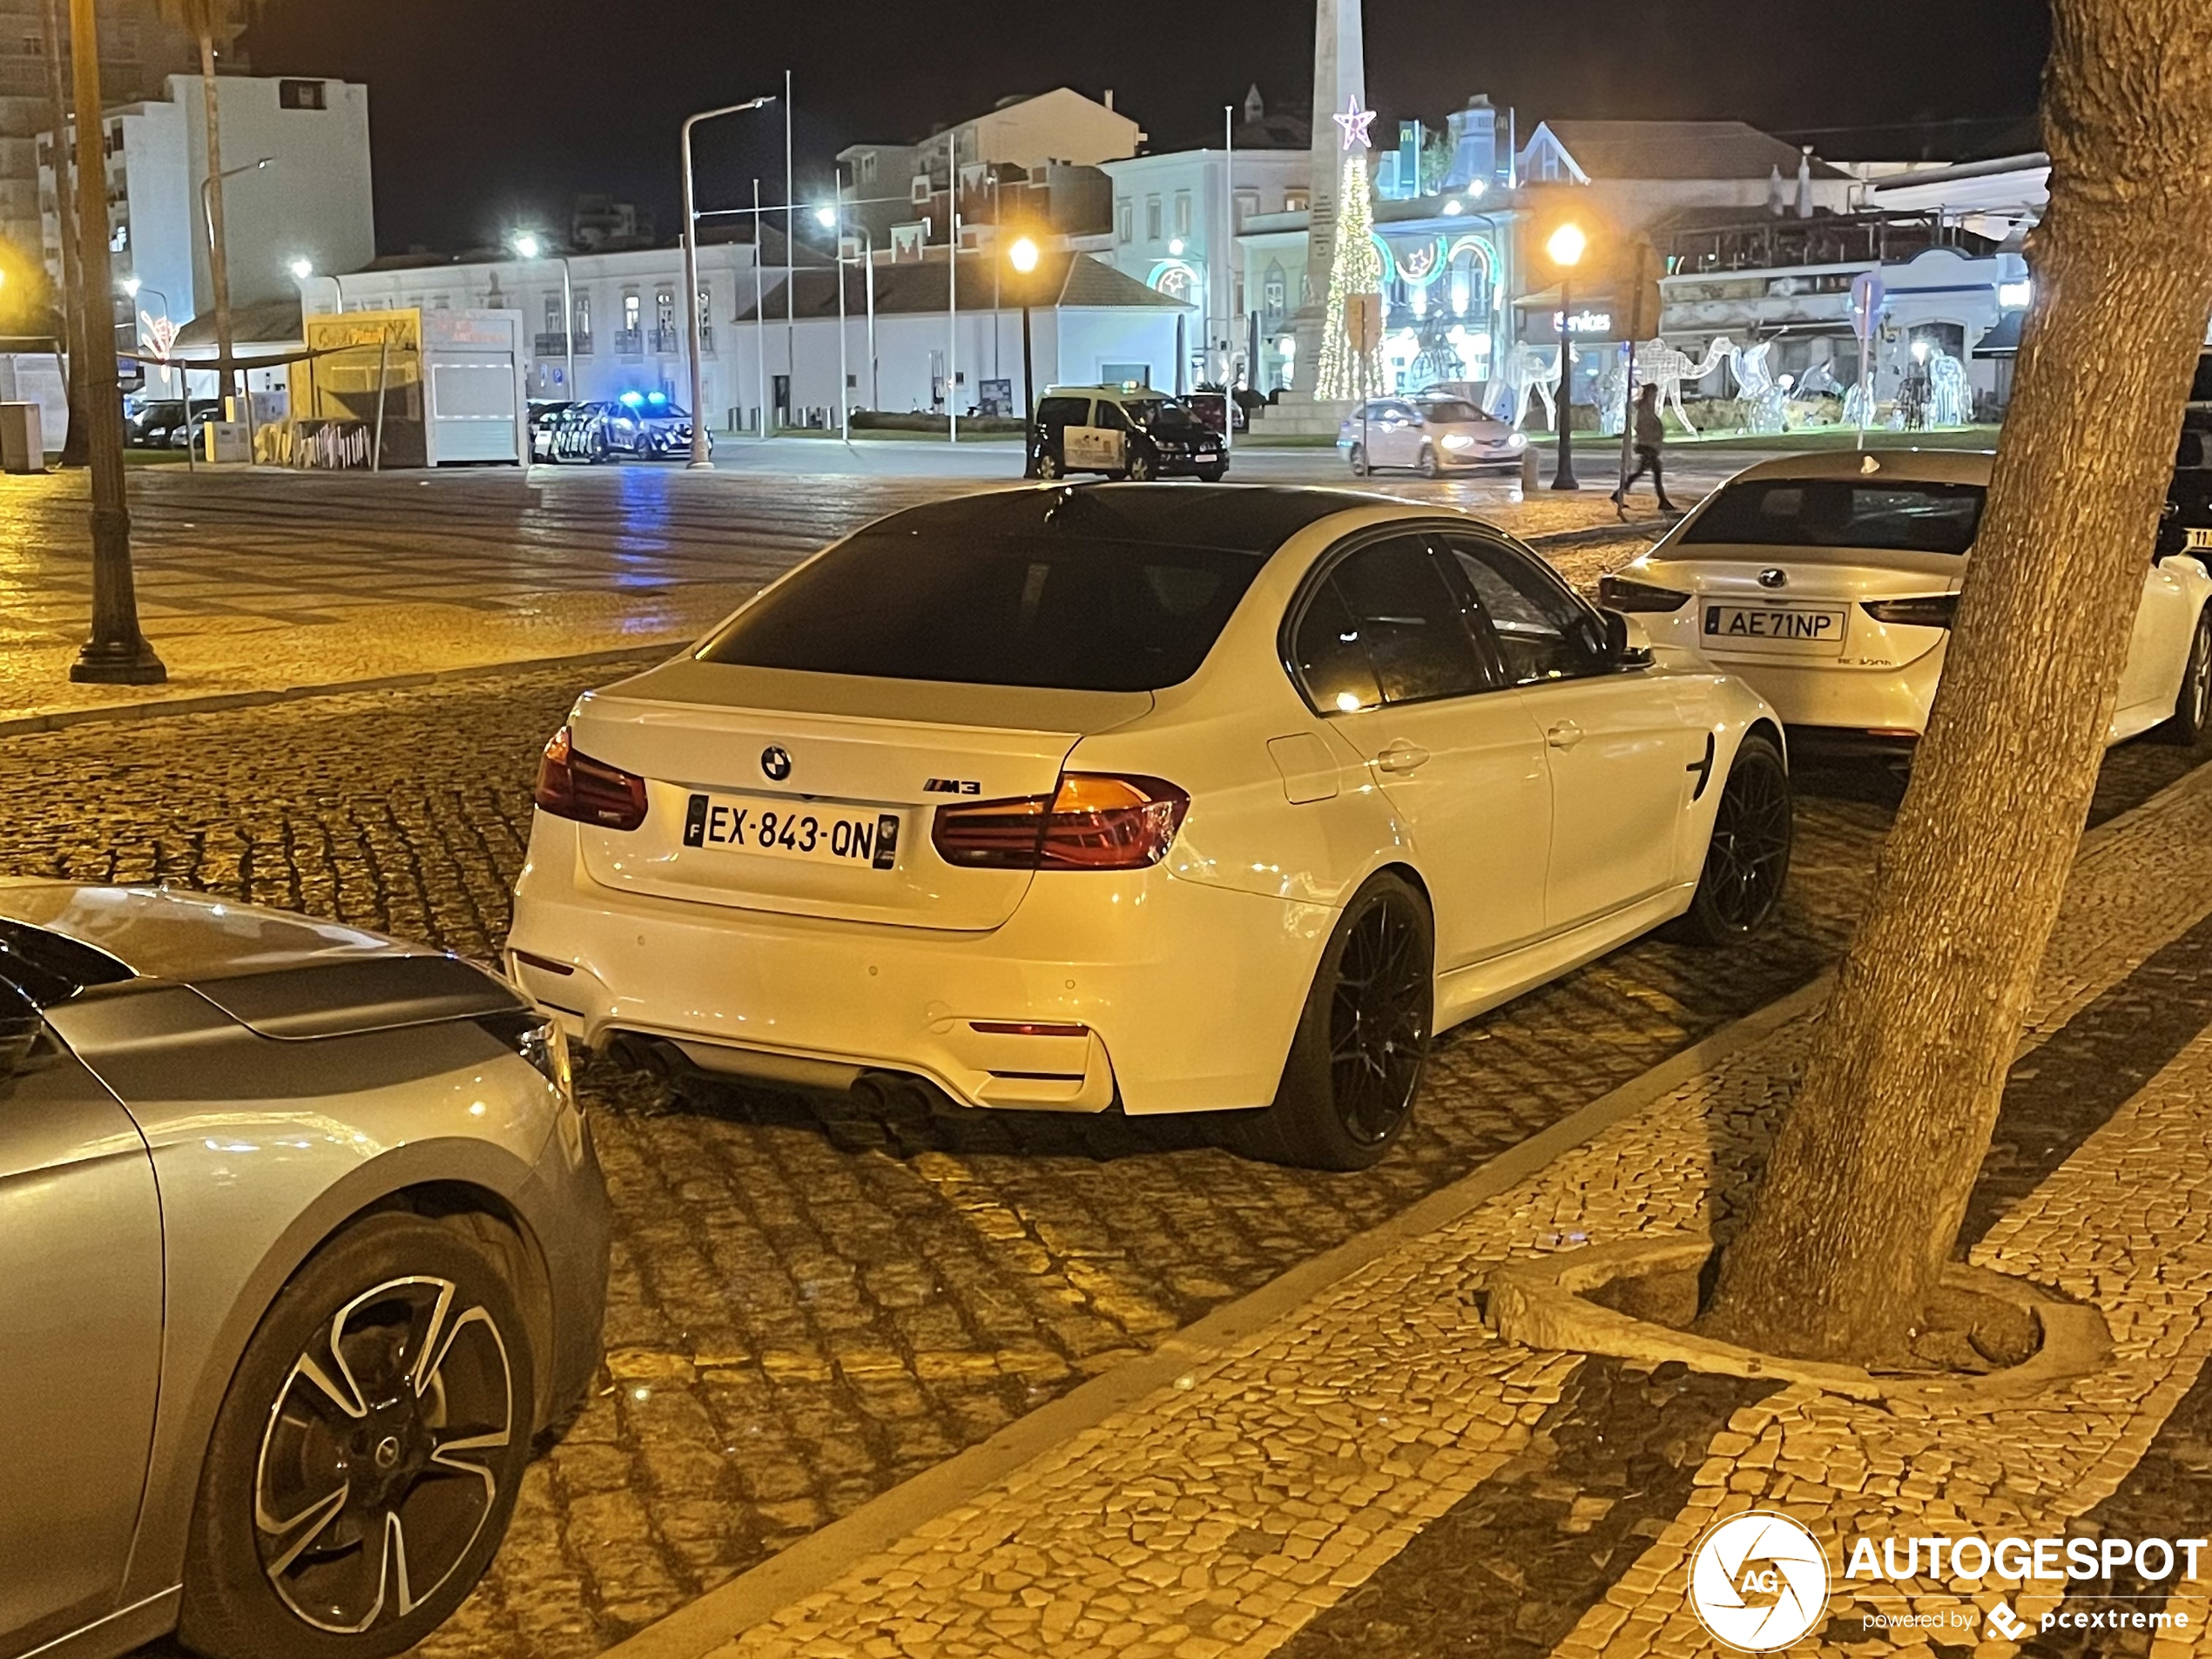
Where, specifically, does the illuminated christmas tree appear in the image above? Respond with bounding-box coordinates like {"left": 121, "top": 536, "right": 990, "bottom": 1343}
{"left": 1316, "top": 97, "right": 1383, "bottom": 401}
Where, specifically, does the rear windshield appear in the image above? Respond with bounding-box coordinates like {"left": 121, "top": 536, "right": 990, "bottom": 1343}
{"left": 697, "top": 529, "right": 1262, "bottom": 691}
{"left": 1683, "top": 478, "right": 1986, "bottom": 555}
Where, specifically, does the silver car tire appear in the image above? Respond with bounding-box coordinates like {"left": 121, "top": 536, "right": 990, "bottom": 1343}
{"left": 2155, "top": 608, "right": 2212, "bottom": 746}
{"left": 178, "top": 1212, "right": 536, "bottom": 1659}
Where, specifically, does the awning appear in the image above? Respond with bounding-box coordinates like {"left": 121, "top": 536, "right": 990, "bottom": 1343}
{"left": 1973, "top": 312, "right": 2025, "bottom": 358}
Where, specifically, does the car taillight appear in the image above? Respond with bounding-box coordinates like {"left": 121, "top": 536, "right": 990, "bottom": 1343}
{"left": 1598, "top": 574, "right": 1694, "bottom": 613}
{"left": 933, "top": 773, "right": 1190, "bottom": 871}
{"left": 1861, "top": 595, "right": 1959, "bottom": 630}
{"left": 534, "top": 725, "right": 649, "bottom": 831}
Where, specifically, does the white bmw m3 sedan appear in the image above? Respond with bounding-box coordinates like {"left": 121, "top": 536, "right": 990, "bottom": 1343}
{"left": 508, "top": 486, "right": 1791, "bottom": 1169}
{"left": 1601, "top": 449, "right": 2212, "bottom": 751}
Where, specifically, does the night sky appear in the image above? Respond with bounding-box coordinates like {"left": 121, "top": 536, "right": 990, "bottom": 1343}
{"left": 239, "top": 0, "right": 2054, "bottom": 256}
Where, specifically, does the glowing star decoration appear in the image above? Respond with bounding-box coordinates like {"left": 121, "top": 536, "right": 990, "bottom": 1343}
{"left": 1332, "top": 95, "right": 1377, "bottom": 152}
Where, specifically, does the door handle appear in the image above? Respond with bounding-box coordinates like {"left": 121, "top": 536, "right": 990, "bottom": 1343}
{"left": 1374, "top": 741, "right": 1431, "bottom": 775}
{"left": 1546, "top": 721, "right": 1586, "bottom": 751}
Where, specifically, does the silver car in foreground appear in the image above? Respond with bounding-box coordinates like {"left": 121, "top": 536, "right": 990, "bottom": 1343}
{"left": 0, "top": 880, "right": 610, "bottom": 1659}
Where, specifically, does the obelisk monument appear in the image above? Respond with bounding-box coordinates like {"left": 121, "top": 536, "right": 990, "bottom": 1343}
{"left": 1297, "top": 0, "right": 1367, "bottom": 388}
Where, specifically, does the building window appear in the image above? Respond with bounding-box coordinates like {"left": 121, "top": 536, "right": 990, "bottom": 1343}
{"left": 574, "top": 293, "right": 590, "bottom": 339}
{"left": 623, "top": 293, "right": 640, "bottom": 332}
{"left": 1116, "top": 199, "right": 1132, "bottom": 244}
{"left": 1145, "top": 197, "right": 1162, "bottom": 242}
{"left": 655, "top": 290, "right": 675, "bottom": 328}
{"left": 860, "top": 153, "right": 876, "bottom": 183}
{"left": 1174, "top": 192, "right": 1192, "bottom": 239}
{"left": 1285, "top": 189, "right": 1309, "bottom": 213}
{"left": 543, "top": 295, "right": 561, "bottom": 333}
{"left": 1263, "top": 263, "right": 1287, "bottom": 329}
{"left": 1235, "top": 190, "right": 1259, "bottom": 230}
{"left": 279, "top": 78, "right": 327, "bottom": 111}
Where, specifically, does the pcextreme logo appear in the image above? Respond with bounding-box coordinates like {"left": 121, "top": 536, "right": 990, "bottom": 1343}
{"left": 1688, "top": 1511, "right": 1831, "bottom": 1652}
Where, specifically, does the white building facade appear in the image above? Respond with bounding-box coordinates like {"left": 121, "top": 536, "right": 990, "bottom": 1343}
{"left": 41, "top": 72, "right": 373, "bottom": 380}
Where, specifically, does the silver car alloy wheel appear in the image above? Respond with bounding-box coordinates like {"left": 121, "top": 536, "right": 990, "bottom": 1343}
{"left": 253, "top": 1275, "right": 515, "bottom": 1635}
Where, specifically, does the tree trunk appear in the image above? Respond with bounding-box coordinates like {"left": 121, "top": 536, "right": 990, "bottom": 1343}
{"left": 199, "top": 30, "right": 234, "bottom": 417}
{"left": 41, "top": 0, "right": 88, "bottom": 467}
{"left": 1703, "top": 0, "right": 2212, "bottom": 1365}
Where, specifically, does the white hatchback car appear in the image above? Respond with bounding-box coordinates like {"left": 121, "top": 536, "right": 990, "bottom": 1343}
{"left": 1602, "top": 449, "right": 2212, "bottom": 748}
{"left": 1342, "top": 395, "right": 1528, "bottom": 479}
{"left": 508, "top": 487, "right": 1790, "bottom": 1169}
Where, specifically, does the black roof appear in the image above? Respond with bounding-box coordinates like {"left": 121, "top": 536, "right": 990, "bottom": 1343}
{"left": 866, "top": 483, "right": 1380, "bottom": 556}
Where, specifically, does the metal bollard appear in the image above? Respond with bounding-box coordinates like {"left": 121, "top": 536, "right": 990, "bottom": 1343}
{"left": 1521, "top": 445, "right": 1541, "bottom": 494}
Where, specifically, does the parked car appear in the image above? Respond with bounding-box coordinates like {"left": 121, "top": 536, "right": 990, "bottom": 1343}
{"left": 124, "top": 400, "right": 219, "bottom": 449}
{"left": 0, "top": 880, "right": 610, "bottom": 1659}
{"left": 1030, "top": 387, "right": 1227, "bottom": 482}
{"left": 1341, "top": 395, "right": 1528, "bottom": 478}
{"left": 550, "top": 396, "right": 694, "bottom": 463}
{"left": 528, "top": 400, "right": 575, "bottom": 462}
{"left": 507, "top": 485, "right": 1790, "bottom": 1172}
{"left": 1600, "top": 448, "right": 2212, "bottom": 749}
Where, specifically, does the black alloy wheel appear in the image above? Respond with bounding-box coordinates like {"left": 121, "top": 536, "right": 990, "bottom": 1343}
{"left": 1035, "top": 450, "right": 1064, "bottom": 481}
{"left": 2157, "top": 609, "right": 2212, "bottom": 745}
{"left": 1666, "top": 732, "right": 1792, "bottom": 946}
{"left": 179, "top": 1213, "right": 535, "bottom": 1659}
{"left": 1236, "top": 872, "right": 1433, "bottom": 1170}
{"left": 1124, "top": 449, "right": 1157, "bottom": 482}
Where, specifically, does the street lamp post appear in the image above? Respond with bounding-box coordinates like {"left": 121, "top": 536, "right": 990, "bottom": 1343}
{"left": 817, "top": 192, "right": 850, "bottom": 442}
{"left": 680, "top": 94, "right": 777, "bottom": 469}
{"left": 510, "top": 233, "right": 575, "bottom": 403}
{"left": 1546, "top": 222, "right": 1587, "bottom": 491}
{"left": 1009, "top": 236, "right": 1040, "bottom": 478}
{"left": 68, "top": 0, "right": 161, "bottom": 683}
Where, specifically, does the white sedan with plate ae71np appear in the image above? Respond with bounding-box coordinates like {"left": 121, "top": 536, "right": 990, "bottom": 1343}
{"left": 508, "top": 486, "right": 1791, "bottom": 1169}
{"left": 1601, "top": 449, "right": 2212, "bottom": 750}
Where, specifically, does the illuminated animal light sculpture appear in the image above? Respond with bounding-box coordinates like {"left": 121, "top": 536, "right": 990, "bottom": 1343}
{"left": 1487, "top": 341, "right": 1561, "bottom": 432}
{"left": 1626, "top": 336, "right": 1739, "bottom": 435}
{"left": 1732, "top": 340, "right": 1790, "bottom": 435}
{"left": 1928, "top": 349, "right": 1972, "bottom": 427}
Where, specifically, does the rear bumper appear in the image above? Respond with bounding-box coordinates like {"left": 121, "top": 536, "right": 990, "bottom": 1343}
{"left": 509, "top": 815, "right": 1331, "bottom": 1116}
{"left": 1643, "top": 614, "right": 1947, "bottom": 738}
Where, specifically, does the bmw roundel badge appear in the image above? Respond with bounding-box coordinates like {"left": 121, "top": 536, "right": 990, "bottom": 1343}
{"left": 761, "top": 745, "right": 792, "bottom": 782}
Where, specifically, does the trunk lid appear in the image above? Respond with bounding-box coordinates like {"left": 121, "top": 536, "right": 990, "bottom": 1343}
{"left": 1641, "top": 550, "right": 1962, "bottom": 666}
{"left": 565, "top": 659, "right": 1153, "bottom": 930}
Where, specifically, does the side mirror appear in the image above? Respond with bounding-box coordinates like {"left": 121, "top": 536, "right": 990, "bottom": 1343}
{"left": 1602, "top": 609, "right": 1656, "bottom": 669}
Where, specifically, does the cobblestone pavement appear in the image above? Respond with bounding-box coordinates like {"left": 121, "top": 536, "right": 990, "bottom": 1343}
{"left": 9, "top": 576, "right": 2197, "bottom": 1654}
{"left": 685, "top": 751, "right": 2212, "bottom": 1659}
{"left": 0, "top": 462, "right": 1722, "bottom": 727}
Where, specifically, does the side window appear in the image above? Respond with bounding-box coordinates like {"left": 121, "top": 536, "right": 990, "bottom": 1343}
{"left": 1096, "top": 401, "right": 1133, "bottom": 432}
{"left": 1448, "top": 537, "right": 1608, "bottom": 685}
{"left": 1290, "top": 581, "right": 1384, "bottom": 713}
{"left": 1035, "top": 396, "right": 1088, "bottom": 428}
{"left": 1316, "top": 536, "right": 1492, "bottom": 707}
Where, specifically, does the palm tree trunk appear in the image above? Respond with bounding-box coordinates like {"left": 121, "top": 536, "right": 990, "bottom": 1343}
{"left": 40, "top": 0, "right": 87, "bottom": 467}
{"left": 199, "top": 29, "right": 234, "bottom": 419}
{"left": 1702, "top": 0, "right": 2212, "bottom": 1365}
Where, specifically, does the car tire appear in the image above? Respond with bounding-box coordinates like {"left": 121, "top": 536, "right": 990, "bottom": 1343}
{"left": 1348, "top": 443, "right": 1370, "bottom": 477}
{"left": 1419, "top": 444, "right": 1441, "bottom": 480}
{"left": 1235, "top": 872, "right": 1433, "bottom": 1171}
{"left": 1035, "top": 452, "right": 1064, "bottom": 481}
{"left": 176, "top": 1211, "right": 535, "bottom": 1659}
{"left": 1197, "top": 463, "right": 1227, "bottom": 483}
{"left": 2155, "top": 608, "right": 2212, "bottom": 746}
{"left": 1663, "top": 733, "right": 1793, "bottom": 947}
{"left": 1124, "top": 450, "right": 1157, "bottom": 482}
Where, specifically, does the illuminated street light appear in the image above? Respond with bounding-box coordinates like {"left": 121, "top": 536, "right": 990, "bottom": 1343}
{"left": 1009, "top": 236, "right": 1042, "bottom": 475}
{"left": 814, "top": 205, "right": 836, "bottom": 230}
{"left": 509, "top": 231, "right": 576, "bottom": 406}
{"left": 1547, "top": 222, "right": 1588, "bottom": 490}
{"left": 120, "top": 274, "right": 138, "bottom": 296}
{"left": 1168, "top": 237, "right": 1185, "bottom": 256}
{"left": 288, "top": 257, "right": 313, "bottom": 281}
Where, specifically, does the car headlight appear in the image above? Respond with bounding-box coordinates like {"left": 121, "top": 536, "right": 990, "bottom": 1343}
{"left": 1507, "top": 432, "right": 1527, "bottom": 450}
{"left": 1597, "top": 574, "right": 1695, "bottom": 613}
{"left": 1441, "top": 433, "right": 1475, "bottom": 451}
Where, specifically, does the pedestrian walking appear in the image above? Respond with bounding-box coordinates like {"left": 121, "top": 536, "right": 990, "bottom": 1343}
{"left": 1611, "top": 382, "right": 1676, "bottom": 516}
